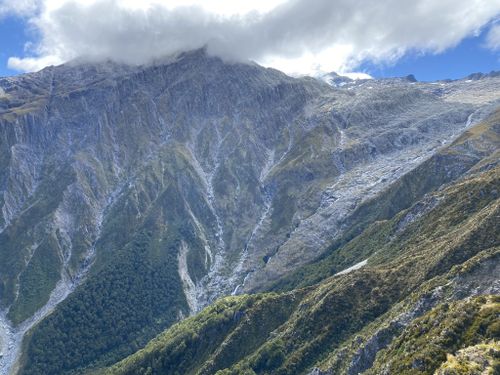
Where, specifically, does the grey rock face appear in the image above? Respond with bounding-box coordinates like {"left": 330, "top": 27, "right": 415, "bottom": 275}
{"left": 0, "top": 49, "right": 499, "bottom": 373}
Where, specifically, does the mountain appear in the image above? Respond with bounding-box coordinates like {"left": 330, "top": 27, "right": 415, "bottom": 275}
{"left": 0, "top": 49, "right": 498, "bottom": 375}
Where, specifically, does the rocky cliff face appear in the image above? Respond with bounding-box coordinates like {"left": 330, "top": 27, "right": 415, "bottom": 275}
{"left": 0, "top": 50, "right": 499, "bottom": 374}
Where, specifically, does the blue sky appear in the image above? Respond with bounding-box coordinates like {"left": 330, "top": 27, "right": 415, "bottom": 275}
{"left": 0, "top": 1, "right": 499, "bottom": 80}
{"left": 0, "top": 15, "right": 29, "bottom": 77}
{"left": 358, "top": 30, "right": 500, "bottom": 82}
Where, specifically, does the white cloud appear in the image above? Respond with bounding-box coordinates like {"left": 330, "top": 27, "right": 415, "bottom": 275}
{"left": 43, "top": 0, "right": 287, "bottom": 16}
{"left": 0, "top": 0, "right": 38, "bottom": 18}
{"left": 486, "top": 23, "right": 500, "bottom": 50}
{"left": 340, "top": 72, "right": 373, "bottom": 80}
{"left": 5, "top": 0, "right": 500, "bottom": 75}
{"left": 7, "top": 55, "right": 63, "bottom": 72}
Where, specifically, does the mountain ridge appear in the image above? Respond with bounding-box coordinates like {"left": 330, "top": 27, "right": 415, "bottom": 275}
{"left": 0, "top": 50, "right": 498, "bottom": 374}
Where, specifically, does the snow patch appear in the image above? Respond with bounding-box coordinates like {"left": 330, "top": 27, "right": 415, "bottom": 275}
{"left": 335, "top": 259, "right": 368, "bottom": 276}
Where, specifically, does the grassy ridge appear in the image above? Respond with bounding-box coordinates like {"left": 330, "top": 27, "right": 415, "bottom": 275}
{"left": 367, "top": 296, "right": 500, "bottom": 374}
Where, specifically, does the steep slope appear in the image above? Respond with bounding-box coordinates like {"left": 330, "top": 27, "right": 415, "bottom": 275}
{"left": 268, "top": 108, "right": 500, "bottom": 292}
{"left": 0, "top": 51, "right": 499, "bottom": 374}
{"left": 364, "top": 296, "right": 499, "bottom": 375}
{"left": 1, "top": 50, "right": 328, "bottom": 374}
{"left": 241, "top": 76, "right": 500, "bottom": 292}
{"left": 102, "top": 156, "right": 499, "bottom": 374}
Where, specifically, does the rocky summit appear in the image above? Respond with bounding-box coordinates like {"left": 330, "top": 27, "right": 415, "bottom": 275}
{"left": 0, "top": 49, "right": 499, "bottom": 375}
